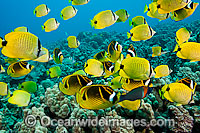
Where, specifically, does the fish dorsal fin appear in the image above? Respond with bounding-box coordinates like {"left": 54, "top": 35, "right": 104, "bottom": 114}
{"left": 177, "top": 77, "right": 194, "bottom": 89}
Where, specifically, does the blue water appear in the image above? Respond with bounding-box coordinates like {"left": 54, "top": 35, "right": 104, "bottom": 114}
{"left": 0, "top": 0, "right": 200, "bottom": 44}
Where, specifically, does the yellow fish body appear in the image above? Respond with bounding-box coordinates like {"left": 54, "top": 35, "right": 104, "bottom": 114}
{"left": 129, "top": 16, "right": 147, "bottom": 27}
{"left": 67, "top": 36, "right": 80, "bottom": 48}
{"left": 161, "top": 81, "right": 196, "bottom": 105}
{"left": 108, "top": 76, "right": 122, "bottom": 89}
{"left": 118, "top": 99, "right": 141, "bottom": 111}
{"left": 152, "top": 46, "right": 167, "bottom": 57}
{"left": 7, "top": 61, "right": 34, "bottom": 78}
{"left": 90, "top": 10, "right": 119, "bottom": 29}
{"left": 171, "top": 2, "right": 199, "bottom": 21}
{"left": 0, "top": 82, "right": 8, "bottom": 96}
{"left": 175, "top": 42, "right": 200, "bottom": 62}
{"left": 84, "top": 59, "right": 104, "bottom": 77}
{"left": 127, "top": 24, "right": 156, "bottom": 41}
{"left": 175, "top": 27, "right": 191, "bottom": 44}
{"left": 115, "top": 9, "right": 130, "bottom": 23}
{"left": 47, "top": 66, "right": 61, "bottom": 78}
{"left": 59, "top": 74, "right": 92, "bottom": 95}
{"left": 61, "top": 6, "right": 78, "bottom": 20}
{"left": 69, "top": 0, "right": 90, "bottom": 5}
{"left": 119, "top": 57, "right": 154, "bottom": 80}
{"left": 154, "top": 65, "right": 172, "bottom": 78}
{"left": 34, "top": 4, "right": 50, "bottom": 17}
{"left": 144, "top": 2, "right": 171, "bottom": 20}
{"left": 157, "top": 0, "right": 191, "bottom": 14}
{"left": 107, "top": 41, "right": 122, "bottom": 63}
{"left": 18, "top": 81, "right": 37, "bottom": 93}
{"left": 8, "top": 90, "right": 31, "bottom": 107}
{"left": 13, "top": 26, "right": 28, "bottom": 32}
{"left": 1, "top": 32, "right": 44, "bottom": 60}
{"left": 42, "top": 18, "right": 60, "bottom": 32}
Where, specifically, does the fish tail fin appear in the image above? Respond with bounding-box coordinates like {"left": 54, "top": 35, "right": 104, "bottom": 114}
{"left": 46, "top": 70, "right": 50, "bottom": 76}
{"left": 129, "top": 20, "right": 132, "bottom": 27}
{"left": 60, "top": 14, "right": 63, "bottom": 19}
{"left": 108, "top": 81, "right": 112, "bottom": 87}
{"left": 89, "top": 19, "right": 94, "bottom": 29}
{"left": 18, "top": 83, "right": 21, "bottom": 89}
{"left": 144, "top": 4, "right": 149, "bottom": 13}
{"left": 170, "top": 12, "right": 175, "bottom": 20}
{"left": 173, "top": 44, "right": 179, "bottom": 52}
{"left": 33, "top": 10, "right": 36, "bottom": 15}
{"left": 41, "top": 25, "right": 45, "bottom": 30}
{"left": 119, "top": 87, "right": 144, "bottom": 102}
{"left": 127, "top": 32, "right": 131, "bottom": 39}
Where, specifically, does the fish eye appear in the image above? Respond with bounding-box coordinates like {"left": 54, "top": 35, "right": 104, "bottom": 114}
{"left": 131, "top": 33, "right": 133, "bottom": 36}
{"left": 94, "top": 21, "right": 97, "bottom": 24}
{"left": 111, "top": 83, "right": 113, "bottom": 85}
{"left": 126, "top": 79, "right": 128, "bottom": 83}
{"left": 120, "top": 65, "right": 124, "bottom": 69}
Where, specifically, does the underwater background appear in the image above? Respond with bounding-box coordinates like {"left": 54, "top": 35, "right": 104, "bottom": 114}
{"left": 0, "top": 0, "right": 200, "bottom": 133}
{"left": 0, "top": 0, "right": 200, "bottom": 43}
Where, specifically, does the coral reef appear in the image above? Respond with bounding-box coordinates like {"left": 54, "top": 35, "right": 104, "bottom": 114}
{"left": 168, "top": 105, "right": 194, "bottom": 133}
